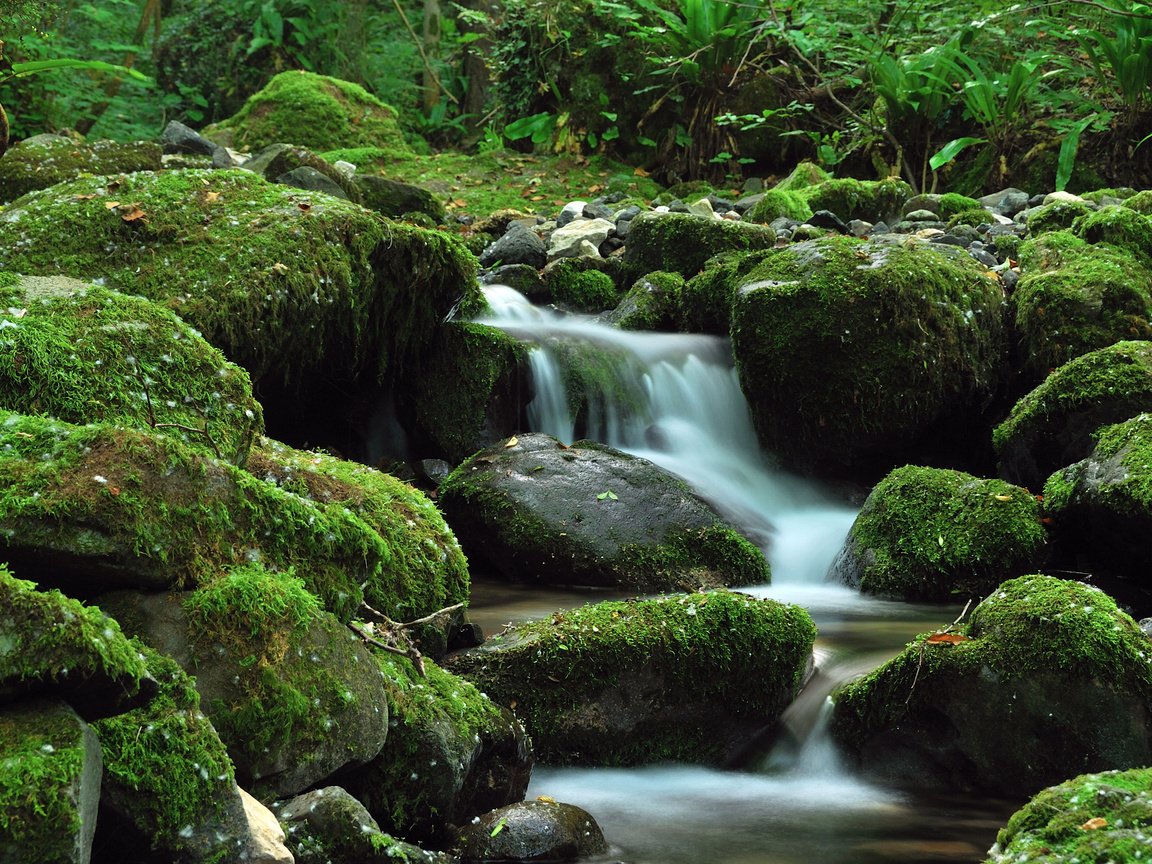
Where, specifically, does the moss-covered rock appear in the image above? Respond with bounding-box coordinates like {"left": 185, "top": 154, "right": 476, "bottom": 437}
{"left": 542, "top": 257, "right": 620, "bottom": 312}
{"left": 831, "top": 466, "right": 1047, "bottom": 601}
{"left": 0, "top": 412, "right": 380, "bottom": 618}
{"left": 275, "top": 787, "right": 452, "bottom": 864}
{"left": 0, "top": 564, "right": 149, "bottom": 718}
{"left": 0, "top": 275, "right": 262, "bottom": 466}
{"left": 100, "top": 566, "right": 391, "bottom": 799}
{"left": 831, "top": 575, "right": 1152, "bottom": 796}
{"left": 242, "top": 142, "right": 363, "bottom": 204}
{"left": 622, "top": 212, "right": 776, "bottom": 280}
{"left": 0, "top": 698, "right": 102, "bottom": 864}
{"left": 247, "top": 438, "right": 470, "bottom": 621}
{"left": 1025, "top": 199, "right": 1095, "bottom": 235}
{"left": 1043, "top": 413, "right": 1152, "bottom": 583}
{"left": 744, "top": 188, "right": 813, "bottom": 224}
{"left": 1124, "top": 189, "right": 1152, "bottom": 215}
{"left": 353, "top": 175, "right": 447, "bottom": 224}
{"left": 203, "top": 70, "right": 413, "bottom": 155}
{"left": 994, "top": 341, "right": 1152, "bottom": 489}
{"left": 772, "top": 161, "right": 832, "bottom": 192}
{"left": 397, "top": 321, "right": 528, "bottom": 466}
{"left": 447, "top": 590, "right": 814, "bottom": 765}
{"left": 1073, "top": 205, "right": 1152, "bottom": 267}
{"left": 678, "top": 249, "right": 776, "bottom": 335}
{"left": 986, "top": 767, "right": 1152, "bottom": 864}
{"left": 730, "top": 236, "right": 1007, "bottom": 478}
{"left": 92, "top": 645, "right": 247, "bottom": 863}
{"left": 0, "top": 137, "right": 162, "bottom": 204}
{"left": 1017, "top": 229, "right": 1090, "bottom": 273}
{"left": 604, "top": 270, "right": 684, "bottom": 331}
{"left": 1011, "top": 243, "right": 1152, "bottom": 388}
{"left": 0, "top": 169, "right": 479, "bottom": 388}
{"left": 339, "top": 655, "right": 531, "bottom": 845}
{"left": 439, "top": 433, "right": 770, "bottom": 591}
{"left": 800, "top": 177, "right": 913, "bottom": 223}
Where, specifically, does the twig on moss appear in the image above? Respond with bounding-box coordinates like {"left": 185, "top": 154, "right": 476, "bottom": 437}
{"left": 907, "top": 598, "right": 974, "bottom": 703}
{"left": 127, "top": 354, "right": 222, "bottom": 458}
{"left": 348, "top": 619, "right": 427, "bottom": 677}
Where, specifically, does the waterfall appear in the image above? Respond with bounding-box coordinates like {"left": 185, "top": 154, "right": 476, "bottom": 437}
{"left": 475, "top": 284, "right": 857, "bottom": 583}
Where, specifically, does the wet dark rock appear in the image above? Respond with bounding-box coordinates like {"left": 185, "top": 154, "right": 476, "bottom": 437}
{"left": 275, "top": 165, "right": 350, "bottom": 199}
{"left": 161, "top": 119, "right": 220, "bottom": 157}
{"left": 455, "top": 801, "right": 608, "bottom": 863}
{"left": 481, "top": 223, "right": 548, "bottom": 269}
{"left": 353, "top": 174, "right": 447, "bottom": 222}
{"left": 805, "top": 209, "right": 846, "bottom": 231}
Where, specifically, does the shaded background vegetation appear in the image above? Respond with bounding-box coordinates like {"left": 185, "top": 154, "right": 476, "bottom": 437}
{"left": 1, "top": 0, "right": 1150, "bottom": 192}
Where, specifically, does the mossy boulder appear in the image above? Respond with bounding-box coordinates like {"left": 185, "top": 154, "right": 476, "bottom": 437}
{"left": 0, "top": 564, "right": 150, "bottom": 719}
{"left": 339, "top": 655, "right": 532, "bottom": 845}
{"left": 454, "top": 801, "right": 608, "bottom": 863}
{"left": 203, "top": 70, "right": 413, "bottom": 155}
{"left": 274, "top": 787, "right": 451, "bottom": 864}
{"left": 92, "top": 646, "right": 250, "bottom": 863}
{"left": 831, "top": 466, "right": 1047, "bottom": 602}
{"left": 0, "top": 274, "right": 262, "bottom": 467}
{"left": 353, "top": 175, "right": 447, "bottom": 224}
{"left": 1017, "top": 229, "right": 1091, "bottom": 273}
{"left": 745, "top": 188, "right": 813, "bottom": 224}
{"left": 679, "top": 250, "right": 776, "bottom": 335}
{"left": 994, "top": 341, "right": 1152, "bottom": 489}
{"left": 622, "top": 212, "right": 776, "bottom": 280}
{"left": 99, "top": 566, "right": 391, "bottom": 799}
{"left": 542, "top": 257, "right": 620, "bottom": 312}
{"left": 800, "top": 177, "right": 913, "bottom": 224}
{"left": 1124, "top": 189, "right": 1152, "bottom": 215}
{"left": 247, "top": 438, "right": 469, "bottom": 621}
{"left": 242, "top": 143, "right": 362, "bottom": 203}
{"left": 0, "top": 698, "right": 102, "bottom": 864}
{"left": 446, "top": 591, "right": 814, "bottom": 766}
{"left": 397, "top": 321, "right": 528, "bottom": 466}
{"left": 0, "top": 168, "right": 478, "bottom": 388}
{"left": 772, "top": 161, "right": 832, "bottom": 192}
{"left": 831, "top": 575, "right": 1152, "bottom": 796}
{"left": 730, "top": 236, "right": 1007, "bottom": 478}
{"left": 986, "top": 767, "right": 1152, "bottom": 864}
{"left": 438, "top": 433, "right": 770, "bottom": 591}
{"left": 605, "top": 270, "right": 685, "bottom": 331}
{"left": 0, "top": 412, "right": 380, "bottom": 619}
{"left": 1026, "top": 199, "right": 1095, "bottom": 235}
{"left": 1044, "top": 413, "right": 1152, "bottom": 583}
{"left": 1073, "top": 205, "right": 1152, "bottom": 266}
{"left": 0, "top": 137, "right": 162, "bottom": 204}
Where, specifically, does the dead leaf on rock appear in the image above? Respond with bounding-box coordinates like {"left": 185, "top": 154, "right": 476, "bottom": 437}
{"left": 925, "top": 632, "right": 971, "bottom": 645}
{"left": 504, "top": 436, "right": 519, "bottom": 448}
{"left": 992, "top": 494, "right": 1014, "bottom": 502}
{"left": 1080, "top": 817, "right": 1107, "bottom": 831}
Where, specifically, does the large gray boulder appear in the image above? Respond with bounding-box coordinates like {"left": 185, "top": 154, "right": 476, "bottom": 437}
{"left": 831, "top": 575, "right": 1152, "bottom": 797}
{"left": 454, "top": 801, "right": 608, "bottom": 862}
{"left": 438, "top": 433, "right": 769, "bottom": 591}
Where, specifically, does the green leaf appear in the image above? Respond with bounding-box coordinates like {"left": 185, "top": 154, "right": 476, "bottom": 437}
{"left": 1056, "top": 115, "right": 1095, "bottom": 192}
{"left": 490, "top": 818, "right": 507, "bottom": 837}
{"left": 928, "top": 136, "right": 988, "bottom": 171}
{"left": 8, "top": 59, "right": 150, "bottom": 83}
{"left": 596, "top": 490, "right": 618, "bottom": 501}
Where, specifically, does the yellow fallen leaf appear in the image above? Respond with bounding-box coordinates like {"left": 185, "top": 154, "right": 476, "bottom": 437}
{"left": 536, "top": 795, "right": 556, "bottom": 803}
{"left": 504, "top": 436, "right": 519, "bottom": 448}
{"left": 104, "top": 201, "right": 121, "bottom": 210}
{"left": 992, "top": 494, "right": 1014, "bottom": 501}
{"left": 1080, "top": 817, "right": 1107, "bottom": 831}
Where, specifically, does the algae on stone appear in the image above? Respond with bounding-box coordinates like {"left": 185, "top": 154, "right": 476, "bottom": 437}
{"left": 832, "top": 466, "right": 1047, "bottom": 601}
{"left": 447, "top": 590, "right": 815, "bottom": 765}
{"left": 0, "top": 276, "right": 262, "bottom": 466}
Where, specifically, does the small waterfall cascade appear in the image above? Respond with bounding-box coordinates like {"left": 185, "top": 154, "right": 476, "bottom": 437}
{"left": 475, "top": 284, "right": 856, "bottom": 577}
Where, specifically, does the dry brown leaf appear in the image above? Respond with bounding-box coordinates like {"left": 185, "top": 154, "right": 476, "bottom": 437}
{"left": 104, "top": 201, "right": 121, "bottom": 210}
{"left": 74, "top": 193, "right": 97, "bottom": 200}
{"left": 634, "top": 166, "right": 650, "bottom": 177}
{"left": 204, "top": 190, "right": 221, "bottom": 203}
{"left": 120, "top": 205, "right": 146, "bottom": 222}
{"left": 1080, "top": 817, "right": 1107, "bottom": 831}
{"left": 536, "top": 795, "right": 557, "bottom": 803}
{"left": 992, "top": 494, "right": 1014, "bottom": 501}
{"left": 925, "top": 633, "right": 971, "bottom": 645}
{"left": 297, "top": 201, "right": 312, "bottom": 212}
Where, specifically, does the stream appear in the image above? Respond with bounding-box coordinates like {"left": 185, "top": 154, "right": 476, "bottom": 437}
{"left": 466, "top": 286, "right": 1021, "bottom": 863}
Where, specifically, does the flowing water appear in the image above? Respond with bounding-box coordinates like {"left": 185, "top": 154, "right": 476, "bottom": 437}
{"left": 468, "top": 286, "right": 1020, "bottom": 863}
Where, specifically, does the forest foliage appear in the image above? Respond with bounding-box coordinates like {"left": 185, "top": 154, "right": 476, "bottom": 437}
{"left": 1, "top": 0, "right": 1151, "bottom": 191}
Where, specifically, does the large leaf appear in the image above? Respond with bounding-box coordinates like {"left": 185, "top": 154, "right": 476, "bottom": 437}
{"left": 8, "top": 59, "right": 150, "bottom": 82}
{"left": 928, "top": 136, "right": 987, "bottom": 171}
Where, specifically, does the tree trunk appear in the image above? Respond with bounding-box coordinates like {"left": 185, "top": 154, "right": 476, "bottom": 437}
{"left": 422, "top": 0, "right": 441, "bottom": 113}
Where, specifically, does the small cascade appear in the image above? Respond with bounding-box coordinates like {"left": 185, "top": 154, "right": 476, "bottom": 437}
{"left": 475, "top": 284, "right": 856, "bottom": 577}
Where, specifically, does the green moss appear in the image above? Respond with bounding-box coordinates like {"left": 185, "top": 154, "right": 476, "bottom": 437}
{"left": 730, "top": 235, "right": 1006, "bottom": 470}
{"left": 946, "top": 207, "right": 992, "bottom": 229}
{"left": 837, "top": 466, "right": 1046, "bottom": 601}
{"left": 616, "top": 526, "right": 770, "bottom": 591}
{"left": 0, "top": 277, "right": 262, "bottom": 466}
{"left": 0, "top": 411, "right": 383, "bottom": 619}
{"left": 449, "top": 590, "right": 815, "bottom": 765}
{"left": 0, "top": 169, "right": 479, "bottom": 386}
{"left": 832, "top": 574, "right": 1152, "bottom": 751}
{"left": 402, "top": 321, "right": 527, "bottom": 465}
{"left": 545, "top": 260, "right": 619, "bottom": 312}
{"left": 1043, "top": 413, "right": 1152, "bottom": 517}
{"left": 987, "top": 767, "right": 1152, "bottom": 863}
{"left": 800, "top": 177, "right": 913, "bottom": 223}
{"left": 0, "top": 563, "right": 147, "bottom": 692}
{"left": 1011, "top": 244, "right": 1152, "bottom": 383}
{"left": 772, "top": 161, "right": 832, "bottom": 192}
{"left": 1026, "top": 199, "right": 1095, "bottom": 235}
{"left": 991, "top": 232, "right": 1021, "bottom": 263}
{"left": 744, "top": 188, "right": 813, "bottom": 224}
{"left": 679, "top": 250, "right": 776, "bottom": 334}
{"left": 0, "top": 700, "right": 93, "bottom": 863}
{"left": 611, "top": 271, "right": 684, "bottom": 331}
{"left": 0, "top": 138, "right": 162, "bottom": 204}
{"left": 1123, "top": 189, "right": 1152, "bottom": 215}
{"left": 247, "top": 438, "right": 470, "bottom": 620}
{"left": 204, "top": 70, "right": 413, "bottom": 155}
{"left": 1017, "top": 230, "right": 1089, "bottom": 273}
{"left": 1073, "top": 205, "right": 1152, "bottom": 267}
{"left": 623, "top": 212, "right": 776, "bottom": 280}
{"left": 937, "top": 193, "right": 985, "bottom": 219}
{"left": 1082, "top": 187, "right": 1138, "bottom": 204}
{"left": 93, "top": 645, "right": 236, "bottom": 849}
{"left": 993, "top": 340, "right": 1152, "bottom": 468}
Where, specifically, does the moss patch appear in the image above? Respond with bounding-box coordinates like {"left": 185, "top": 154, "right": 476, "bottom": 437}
{"left": 987, "top": 767, "right": 1152, "bottom": 864}
{"left": 203, "top": 70, "right": 413, "bottom": 155}
{"left": 447, "top": 590, "right": 815, "bottom": 765}
{"left": 834, "top": 466, "right": 1047, "bottom": 601}
{"left": 0, "top": 138, "right": 162, "bottom": 204}
{"left": 1073, "top": 205, "right": 1152, "bottom": 267}
{"left": 0, "top": 168, "right": 479, "bottom": 386}
{"left": 0, "top": 276, "right": 262, "bottom": 466}
{"left": 1026, "top": 199, "right": 1095, "bottom": 235}
{"left": 608, "top": 270, "right": 684, "bottom": 331}
{"left": 744, "top": 188, "right": 813, "bottom": 224}
{"left": 544, "top": 259, "right": 619, "bottom": 312}
{"left": 247, "top": 438, "right": 470, "bottom": 620}
{"left": 800, "top": 177, "right": 913, "bottom": 223}
{"left": 622, "top": 212, "right": 776, "bottom": 281}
